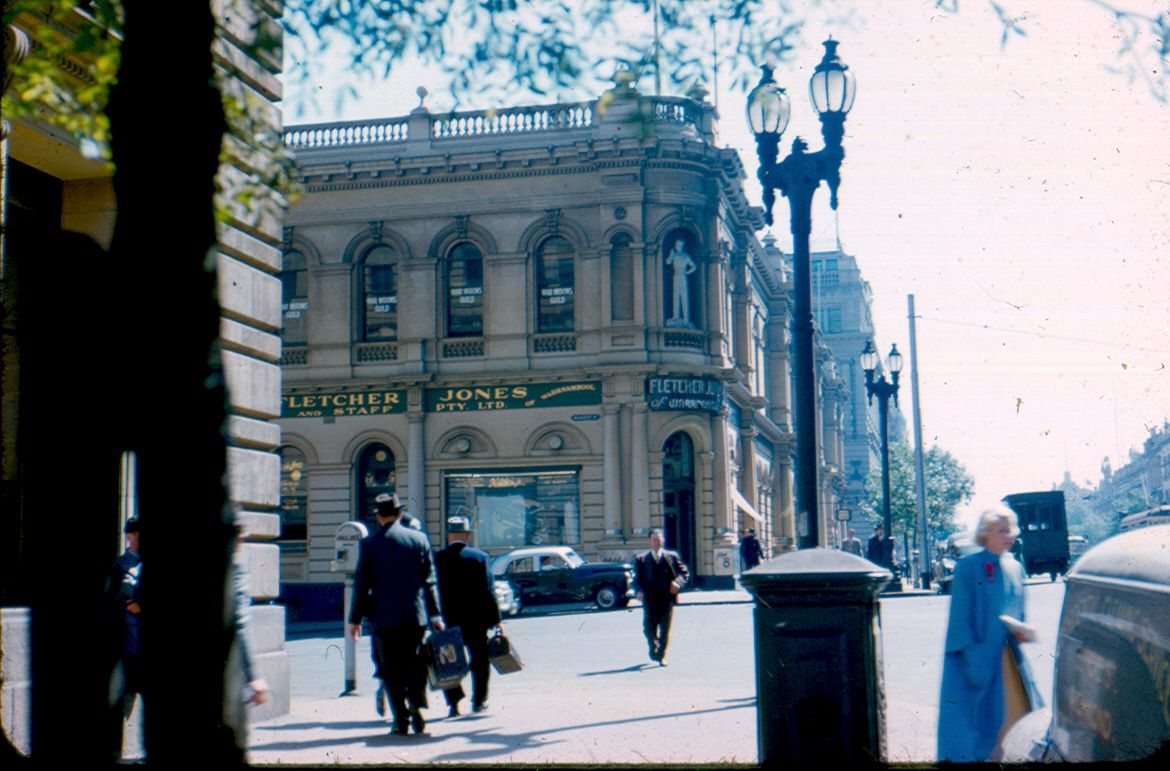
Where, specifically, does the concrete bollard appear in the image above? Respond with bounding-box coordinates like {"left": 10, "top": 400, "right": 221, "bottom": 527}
{"left": 740, "top": 548, "right": 890, "bottom": 764}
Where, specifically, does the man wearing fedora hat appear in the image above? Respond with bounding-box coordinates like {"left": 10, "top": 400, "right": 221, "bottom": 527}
{"left": 363, "top": 493, "right": 424, "bottom": 718}
{"left": 349, "top": 493, "right": 444, "bottom": 735}
{"left": 434, "top": 515, "right": 501, "bottom": 717}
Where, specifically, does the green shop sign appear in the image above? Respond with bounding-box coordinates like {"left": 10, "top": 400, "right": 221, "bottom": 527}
{"left": 282, "top": 389, "right": 407, "bottom": 418}
{"left": 426, "top": 381, "right": 602, "bottom": 413}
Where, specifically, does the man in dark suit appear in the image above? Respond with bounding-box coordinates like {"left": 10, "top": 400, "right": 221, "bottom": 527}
{"left": 633, "top": 528, "right": 689, "bottom": 666}
{"left": 866, "top": 524, "right": 887, "bottom": 567}
{"left": 434, "top": 515, "right": 501, "bottom": 717}
{"left": 738, "top": 528, "right": 762, "bottom": 571}
{"left": 366, "top": 495, "right": 425, "bottom": 718}
{"left": 348, "top": 493, "right": 444, "bottom": 736}
{"left": 106, "top": 517, "right": 142, "bottom": 761}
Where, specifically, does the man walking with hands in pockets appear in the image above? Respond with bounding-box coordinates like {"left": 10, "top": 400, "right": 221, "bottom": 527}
{"left": 634, "top": 529, "right": 689, "bottom": 666}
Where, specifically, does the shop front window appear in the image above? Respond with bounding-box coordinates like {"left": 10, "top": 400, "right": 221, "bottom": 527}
{"left": 445, "top": 469, "right": 580, "bottom": 549}
{"left": 356, "top": 443, "right": 396, "bottom": 528}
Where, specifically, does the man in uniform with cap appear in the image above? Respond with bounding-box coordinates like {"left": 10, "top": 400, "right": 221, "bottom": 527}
{"left": 348, "top": 493, "right": 444, "bottom": 735}
{"left": 434, "top": 515, "right": 501, "bottom": 716}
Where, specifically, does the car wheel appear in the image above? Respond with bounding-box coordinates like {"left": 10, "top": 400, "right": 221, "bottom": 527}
{"left": 594, "top": 584, "right": 619, "bottom": 610}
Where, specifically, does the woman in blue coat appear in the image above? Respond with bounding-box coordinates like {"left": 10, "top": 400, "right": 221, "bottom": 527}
{"left": 937, "top": 504, "right": 1042, "bottom": 762}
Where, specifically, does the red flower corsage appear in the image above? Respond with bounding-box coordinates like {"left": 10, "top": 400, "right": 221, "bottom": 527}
{"left": 984, "top": 562, "right": 996, "bottom": 579}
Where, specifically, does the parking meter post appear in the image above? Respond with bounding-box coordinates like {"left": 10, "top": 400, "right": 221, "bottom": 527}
{"left": 332, "top": 521, "right": 368, "bottom": 697}
{"left": 740, "top": 549, "right": 890, "bottom": 764}
{"left": 342, "top": 574, "right": 357, "bottom": 696}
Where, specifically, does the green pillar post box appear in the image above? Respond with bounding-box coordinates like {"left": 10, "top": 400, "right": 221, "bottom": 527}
{"left": 740, "top": 548, "right": 891, "bottom": 764}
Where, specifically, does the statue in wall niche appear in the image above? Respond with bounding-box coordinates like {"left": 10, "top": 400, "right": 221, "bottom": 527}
{"left": 665, "top": 238, "right": 697, "bottom": 327}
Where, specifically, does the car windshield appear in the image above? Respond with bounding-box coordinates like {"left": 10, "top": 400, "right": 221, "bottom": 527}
{"left": 561, "top": 549, "right": 585, "bottom": 568}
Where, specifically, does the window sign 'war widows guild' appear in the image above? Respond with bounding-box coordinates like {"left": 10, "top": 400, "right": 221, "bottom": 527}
{"left": 646, "top": 375, "right": 724, "bottom": 414}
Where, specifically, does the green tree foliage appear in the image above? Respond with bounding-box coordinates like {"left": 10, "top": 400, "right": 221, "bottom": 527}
{"left": 860, "top": 442, "right": 975, "bottom": 545}
{"left": 281, "top": 0, "right": 1170, "bottom": 112}
{"left": 1063, "top": 486, "right": 1118, "bottom": 544}
{"left": 2, "top": 0, "right": 121, "bottom": 151}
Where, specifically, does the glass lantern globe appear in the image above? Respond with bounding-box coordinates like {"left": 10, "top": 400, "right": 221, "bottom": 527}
{"left": 859, "top": 339, "right": 879, "bottom": 373}
{"left": 746, "top": 66, "right": 792, "bottom": 136}
{"left": 887, "top": 344, "right": 904, "bottom": 374}
{"left": 809, "top": 39, "right": 856, "bottom": 115}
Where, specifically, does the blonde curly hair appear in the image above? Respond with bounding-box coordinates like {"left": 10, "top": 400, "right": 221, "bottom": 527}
{"left": 974, "top": 504, "right": 1019, "bottom": 547}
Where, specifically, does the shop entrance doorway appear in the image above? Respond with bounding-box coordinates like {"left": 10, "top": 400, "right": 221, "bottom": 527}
{"left": 662, "top": 432, "right": 697, "bottom": 571}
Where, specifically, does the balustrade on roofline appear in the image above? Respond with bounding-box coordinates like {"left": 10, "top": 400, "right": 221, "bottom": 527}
{"left": 283, "top": 118, "right": 410, "bottom": 150}
{"left": 283, "top": 95, "right": 707, "bottom": 151}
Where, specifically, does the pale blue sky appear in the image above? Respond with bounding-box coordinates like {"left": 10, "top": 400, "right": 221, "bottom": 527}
{"left": 282, "top": 1, "right": 1170, "bottom": 529}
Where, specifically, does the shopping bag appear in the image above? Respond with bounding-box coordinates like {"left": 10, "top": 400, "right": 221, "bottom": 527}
{"left": 424, "top": 627, "right": 468, "bottom": 690}
{"left": 486, "top": 627, "right": 523, "bottom": 674}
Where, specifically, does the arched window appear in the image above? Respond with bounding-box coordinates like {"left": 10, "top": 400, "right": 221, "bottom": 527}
{"left": 356, "top": 443, "right": 396, "bottom": 527}
{"left": 609, "top": 234, "right": 634, "bottom": 322}
{"left": 536, "top": 236, "right": 575, "bottom": 332}
{"left": 279, "top": 445, "right": 308, "bottom": 547}
{"left": 360, "top": 245, "right": 398, "bottom": 340}
{"left": 446, "top": 242, "right": 483, "bottom": 337}
{"left": 279, "top": 250, "right": 308, "bottom": 346}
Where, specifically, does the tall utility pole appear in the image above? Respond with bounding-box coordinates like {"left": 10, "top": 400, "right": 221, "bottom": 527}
{"left": 908, "top": 295, "right": 931, "bottom": 589}
{"left": 652, "top": 0, "right": 662, "bottom": 96}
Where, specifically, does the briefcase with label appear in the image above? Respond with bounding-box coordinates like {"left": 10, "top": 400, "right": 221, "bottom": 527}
{"left": 424, "top": 627, "right": 469, "bottom": 690}
{"left": 487, "top": 628, "right": 522, "bottom": 674}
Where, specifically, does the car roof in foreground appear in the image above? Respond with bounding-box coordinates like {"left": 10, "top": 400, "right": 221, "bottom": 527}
{"left": 495, "top": 546, "right": 574, "bottom": 559}
{"left": 1069, "top": 524, "right": 1170, "bottom": 586}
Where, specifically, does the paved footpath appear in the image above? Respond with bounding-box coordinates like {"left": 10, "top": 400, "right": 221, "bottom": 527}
{"left": 247, "top": 589, "right": 762, "bottom": 766}
{"left": 245, "top": 584, "right": 1041, "bottom": 766}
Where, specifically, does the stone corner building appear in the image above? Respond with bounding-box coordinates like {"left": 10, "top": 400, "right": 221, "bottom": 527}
{"left": 278, "top": 78, "right": 850, "bottom": 613}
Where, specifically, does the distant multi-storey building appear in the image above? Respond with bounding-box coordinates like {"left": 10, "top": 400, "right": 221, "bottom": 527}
{"left": 804, "top": 245, "right": 905, "bottom": 544}
{"left": 1096, "top": 420, "right": 1170, "bottom": 530}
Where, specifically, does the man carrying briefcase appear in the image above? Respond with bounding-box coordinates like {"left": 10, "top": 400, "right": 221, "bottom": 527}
{"left": 434, "top": 515, "right": 502, "bottom": 717}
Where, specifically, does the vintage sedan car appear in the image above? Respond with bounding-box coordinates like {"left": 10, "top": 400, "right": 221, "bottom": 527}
{"left": 1001, "top": 525, "right": 1170, "bottom": 763}
{"left": 490, "top": 546, "right": 635, "bottom": 610}
{"left": 932, "top": 532, "right": 981, "bottom": 594}
{"left": 492, "top": 579, "right": 522, "bottom": 617}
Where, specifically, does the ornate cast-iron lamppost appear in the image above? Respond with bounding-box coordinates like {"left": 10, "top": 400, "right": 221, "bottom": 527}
{"left": 747, "top": 40, "right": 856, "bottom": 548}
{"left": 860, "top": 340, "right": 904, "bottom": 590}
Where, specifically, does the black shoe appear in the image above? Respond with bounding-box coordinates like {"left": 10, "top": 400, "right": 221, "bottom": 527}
{"left": 448, "top": 704, "right": 461, "bottom": 718}
{"left": 410, "top": 710, "right": 426, "bottom": 735}
{"left": 472, "top": 700, "right": 488, "bottom": 713}
{"left": 390, "top": 722, "right": 410, "bottom": 736}
{"left": 375, "top": 685, "right": 386, "bottom": 717}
